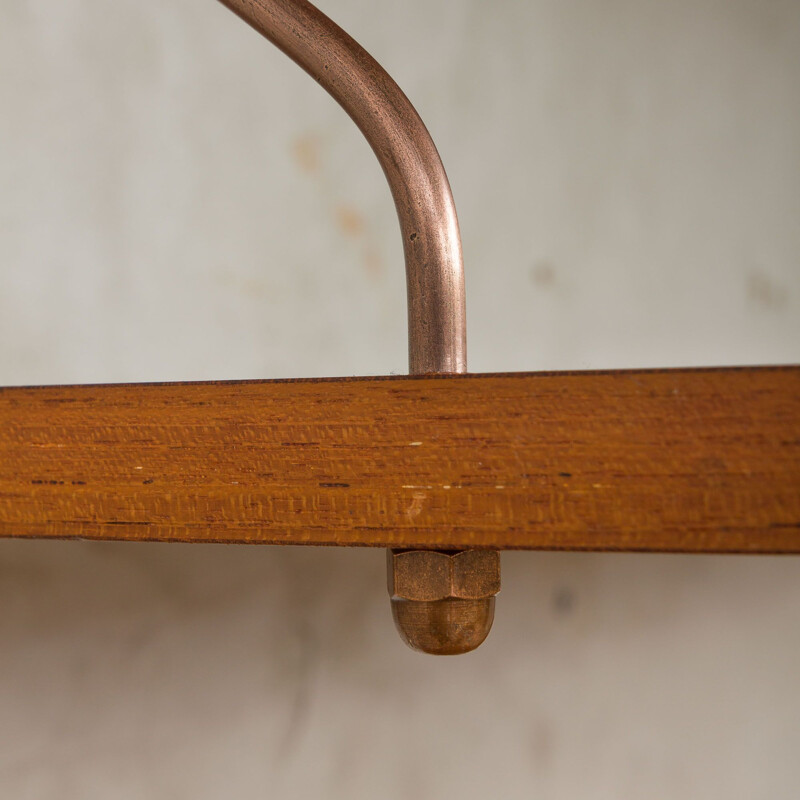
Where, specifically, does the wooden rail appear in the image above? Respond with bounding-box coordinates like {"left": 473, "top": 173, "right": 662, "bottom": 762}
{"left": 1, "top": 367, "right": 798, "bottom": 552}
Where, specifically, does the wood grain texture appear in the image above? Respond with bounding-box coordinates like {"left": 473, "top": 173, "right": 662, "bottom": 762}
{"left": 1, "top": 367, "right": 798, "bottom": 552}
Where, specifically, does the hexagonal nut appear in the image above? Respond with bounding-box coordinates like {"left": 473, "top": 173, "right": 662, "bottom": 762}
{"left": 388, "top": 549, "right": 500, "bottom": 601}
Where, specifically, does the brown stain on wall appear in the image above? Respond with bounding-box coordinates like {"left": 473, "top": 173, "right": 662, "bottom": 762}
{"left": 291, "top": 134, "right": 321, "bottom": 175}
{"left": 335, "top": 206, "right": 365, "bottom": 238}
{"left": 362, "top": 245, "right": 384, "bottom": 278}
{"left": 288, "top": 134, "right": 383, "bottom": 279}
{"left": 334, "top": 205, "right": 384, "bottom": 278}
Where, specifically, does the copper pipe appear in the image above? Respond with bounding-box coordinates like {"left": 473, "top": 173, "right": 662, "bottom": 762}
{"left": 217, "top": 0, "right": 466, "bottom": 375}
{"left": 218, "top": 0, "right": 496, "bottom": 655}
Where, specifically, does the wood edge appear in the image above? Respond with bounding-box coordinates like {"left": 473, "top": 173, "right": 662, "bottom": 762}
{"left": 1, "top": 364, "right": 797, "bottom": 394}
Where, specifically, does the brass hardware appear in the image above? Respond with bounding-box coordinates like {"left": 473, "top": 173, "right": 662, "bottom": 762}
{"left": 389, "top": 550, "right": 500, "bottom": 655}
{"left": 218, "top": 0, "right": 498, "bottom": 653}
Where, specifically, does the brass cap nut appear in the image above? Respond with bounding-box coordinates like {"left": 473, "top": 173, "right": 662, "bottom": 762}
{"left": 391, "top": 597, "right": 496, "bottom": 656}
{"left": 388, "top": 549, "right": 500, "bottom": 601}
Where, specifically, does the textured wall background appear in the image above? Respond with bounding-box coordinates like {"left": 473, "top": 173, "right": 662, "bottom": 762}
{"left": 1, "top": 0, "right": 799, "bottom": 797}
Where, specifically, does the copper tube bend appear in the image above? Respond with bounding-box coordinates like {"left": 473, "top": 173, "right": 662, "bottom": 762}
{"left": 218, "top": 0, "right": 497, "bottom": 654}
{"left": 218, "top": 0, "right": 465, "bottom": 375}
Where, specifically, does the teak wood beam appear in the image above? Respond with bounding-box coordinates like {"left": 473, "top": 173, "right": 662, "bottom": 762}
{"left": 2, "top": 367, "right": 798, "bottom": 553}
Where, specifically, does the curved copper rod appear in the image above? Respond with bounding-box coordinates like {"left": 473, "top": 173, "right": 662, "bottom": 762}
{"left": 217, "top": 0, "right": 466, "bottom": 375}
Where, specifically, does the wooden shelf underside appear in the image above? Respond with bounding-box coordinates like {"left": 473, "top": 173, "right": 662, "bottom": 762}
{"left": 1, "top": 367, "right": 798, "bottom": 552}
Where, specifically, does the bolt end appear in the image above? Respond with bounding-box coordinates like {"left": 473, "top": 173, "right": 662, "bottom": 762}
{"left": 391, "top": 597, "right": 495, "bottom": 655}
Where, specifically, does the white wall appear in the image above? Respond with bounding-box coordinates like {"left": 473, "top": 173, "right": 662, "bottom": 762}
{"left": 1, "top": 0, "right": 799, "bottom": 797}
